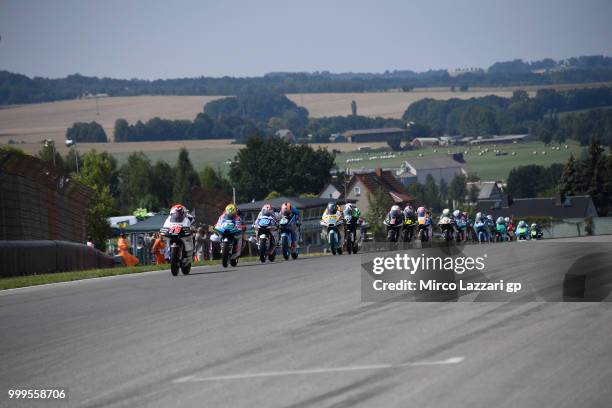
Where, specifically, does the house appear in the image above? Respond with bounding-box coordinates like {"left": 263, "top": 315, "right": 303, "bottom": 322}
{"left": 466, "top": 181, "right": 504, "bottom": 202}
{"left": 237, "top": 196, "right": 353, "bottom": 247}
{"left": 319, "top": 179, "right": 347, "bottom": 200}
{"left": 469, "top": 134, "right": 532, "bottom": 145}
{"left": 275, "top": 129, "right": 295, "bottom": 143}
{"left": 411, "top": 137, "right": 440, "bottom": 148}
{"left": 343, "top": 168, "right": 414, "bottom": 214}
{"left": 476, "top": 195, "right": 598, "bottom": 220}
{"left": 342, "top": 127, "right": 405, "bottom": 143}
{"left": 398, "top": 153, "right": 474, "bottom": 186}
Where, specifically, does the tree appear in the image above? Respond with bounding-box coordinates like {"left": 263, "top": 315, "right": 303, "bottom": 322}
{"left": 173, "top": 148, "right": 200, "bottom": 207}
{"left": 449, "top": 174, "right": 467, "bottom": 207}
{"left": 387, "top": 136, "right": 402, "bottom": 151}
{"left": 200, "top": 165, "right": 232, "bottom": 195}
{"left": 351, "top": 100, "right": 357, "bottom": 116}
{"left": 37, "top": 141, "right": 64, "bottom": 171}
{"left": 118, "top": 152, "right": 154, "bottom": 212}
{"left": 366, "top": 188, "right": 393, "bottom": 240}
{"left": 229, "top": 136, "right": 334, "bottom": 201}
{"left": 424, "top": 175, "right": 442, "bottom": 212}
{"left": 66, "top": 121, "right": 107, "bottom": 143}
{"left": 559, "top": 154, "right": 578, "bottom": 200}
{"left": 468, "top": 184, "right": 480, "bottom": 204}
{"left": 265, "top": 191, "right": 281, "bottom": 200}
{"left": 75, "top": 150, "right": 118, "bottom": 250}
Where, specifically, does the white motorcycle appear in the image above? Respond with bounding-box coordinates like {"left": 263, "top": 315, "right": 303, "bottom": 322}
{"left": 160, "top": 214, "right": 194, "bottom": 276}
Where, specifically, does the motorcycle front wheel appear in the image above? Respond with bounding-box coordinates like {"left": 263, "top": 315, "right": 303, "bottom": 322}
{"left": 222, "top": 241, "right": 231, "bottom": 268}
{"left": 170, "top": 246, "right": 180, "bottom": 276}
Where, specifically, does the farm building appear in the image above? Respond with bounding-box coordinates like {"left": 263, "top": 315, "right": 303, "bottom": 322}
{"left": 411, "top": 137, "right": 440, "bottom": 148}
{"left": 342, "top": 127, "right": 405, "bottom": 143}
{"left": 466, "top": 181, "right": 504, "bottom": 202}
{"left": 397, "top": 153, "right": 474, "bottom": 186}
{"left": 469, "top": 134, "right": 533, "bottom": 145}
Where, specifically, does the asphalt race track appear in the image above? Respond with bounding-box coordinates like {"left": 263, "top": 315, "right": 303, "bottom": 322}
{"left": 1, "top": 236, "right": 612, "bottom": 407}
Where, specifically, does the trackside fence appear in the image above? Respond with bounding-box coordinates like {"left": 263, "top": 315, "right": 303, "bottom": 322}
{"left": 0, "top": 240, "right": 114, "bottom": 278}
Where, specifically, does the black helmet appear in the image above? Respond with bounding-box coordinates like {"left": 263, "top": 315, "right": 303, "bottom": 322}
{"left": 327, "top": 202, "right": 337, "bottom": 213}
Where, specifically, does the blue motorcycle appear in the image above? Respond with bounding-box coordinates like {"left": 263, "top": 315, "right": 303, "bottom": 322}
{"left": 279, "top": 214, "right": 299, "bottom": 260}
{"left": 254, "top": 216, "right": 277, "bottom": 263}
{"left": 215, "top": 219, "right": 243, "bottom": 268}
{"left": 474, "top": 221, "right": 488, "bottom": 243}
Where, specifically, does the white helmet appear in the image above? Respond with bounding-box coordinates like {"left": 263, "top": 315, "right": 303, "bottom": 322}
{"left": 518, "top": 220, "right": 526, "bottom": 227}
{"left": 391, "top": 205, "right": 400, "bottom": 212}
{"left": 344, "top": 203, "right": 354, "bottom": 212}
{"left": 497, "top": 217, "right": 505, "bottom": 224}
{"left": 531, "top": 223, "right": 537, "bottom": 229}
{"left": 476, "top": 212, "right": 482, "bottom": 220}
{"left": 442, "top": 208, "right": 450, "bottom": 216}
{"left": 504, "top": 217, "right": 510, "bottom": 223}
{"left": 487, "top": 214, "right": 493, "bottom": 221}
{"left": 453, "top": 210, "right": 460, "bottom": 218}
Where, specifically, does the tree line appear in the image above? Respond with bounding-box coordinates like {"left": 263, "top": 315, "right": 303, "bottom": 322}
{"left": 66, "top": 121, "right": 108, "bottom": 143}
{"left": 111, "top": 90, "right": 405, "bottom": 143}
{"left": 403, "top": 87, "right": 612, "bottom": 145}
{"left": 3, "top": 55, "right": 612, "bottom": 104}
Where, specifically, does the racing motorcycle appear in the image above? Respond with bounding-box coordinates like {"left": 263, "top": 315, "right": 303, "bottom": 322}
{"left": 417, "top": 216, "right": 430, "bottom": 242}
{"left": 254, "top": 215, "right": 277, "bottom": 263}
{"left": 160, "top": 215, "right": 194, "bottom": 276}
{"left": 515, "top": 223, "right": 529, "bottom": 241}
{"left": 344, "top": 214, "right": 360, "bottom": 254}
{"left": 321, "top": 213, "right": 343, "bottom": 255}
{"left": 402, "top": 217, "right": 416, "bottom": 243}
{"left": 279, "top": 213, "right": 299, "bottom": 260}
{"left": 455, "top": 217, "right": 468, "bottom": 242}
{"left": 384, "top": 214, "right": 402, "bottom": 242}
{"left": 215, "top": 219, "right": 243, "bottom": 268}
{"left": 438, "top": 216, "right": 454, "bottom": 242}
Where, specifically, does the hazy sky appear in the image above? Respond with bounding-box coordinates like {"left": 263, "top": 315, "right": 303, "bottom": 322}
{"left": 1, "top": 0, "right": 611, "bottom": 79}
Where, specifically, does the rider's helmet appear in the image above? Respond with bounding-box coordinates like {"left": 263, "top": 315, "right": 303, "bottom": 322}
{"left": 170, "top": 204, "right": 186, "bottom": 222}
{"left": 225, "top": 203, "right": 237, "bottom": 217}
{"left": 531, "top": 223, "right": 537, "bottom": 229}
{"left": 452, "top": 210, "right": 460, "bottom": 218}
{"left": 327, "top": 202, "right": 337, "bottom": 214}
{"left": 487, "top": 214, "right": 494, "bottom": 222}
{"left": 442, "top": 208, "right": 450, "bottom": 217}
{"left": 281, "top": 201, "right": 292, "bottom": 216}
{"left": 261, "top": 203, "right": 273, "bottom": 216}
{"left": 504, "top": 217, "right": 510, "bottom": 224}
{"left": 344, "top": 203, "right": 354, "bottom": 213}
{"left": 518, "top": 220, "right": 526, "bottom": 228}
{"left": 390, "top": 205, "right": 401, "bottom": 217}
{"left": 497, "top": 216, "right": 505, "bottom": 224}
{"left": 462, "top": 211, "right": 468, "bottom": 219}
{"left": 404, "top": 205, "right": 413, "bottom": 216}
{"left": 417, "top": 206, "right": 425, "bottom": 215}
{"left": 476, "top": 212, "right": 482, "bottom": 220}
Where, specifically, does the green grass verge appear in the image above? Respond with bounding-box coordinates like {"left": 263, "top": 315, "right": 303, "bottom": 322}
{"left": 0, "top": 253, "right": 328, "bottom": 290}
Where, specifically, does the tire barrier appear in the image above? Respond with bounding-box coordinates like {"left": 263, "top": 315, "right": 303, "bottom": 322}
{"left": 0, "top": 240, "right": 114, "bottom": 278}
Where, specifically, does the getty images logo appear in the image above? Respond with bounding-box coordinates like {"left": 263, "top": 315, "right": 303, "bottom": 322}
{"left": 371, "top": 253, "right": 487, "bottom": 275}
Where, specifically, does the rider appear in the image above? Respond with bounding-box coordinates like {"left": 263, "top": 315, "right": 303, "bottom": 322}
{"left": 343, "top": 202, "right": 362, "bottom": 247}
{"left": 254, "top": 203, "right": 279, "bottom": 250}
{"left": 495, "top": 216, "right": 507, "bottom": 241}
{"left": 215, "top": 203, "right": 245, "bottom": 261}
{"left": 416, "top": 206, "right": 432, "bottom": 241}
{"left": 384, "top": 205, "right": 405, "bottom": 226}
{"left": 474, "top": 212, "right": 488, "bottom": 243}
{"left": 279, "top": 201, "right": 301, "bottom": 254}
{"left": 530, "top": 223, "right": 543, "bottom": 240}
{"left": 505, "top": 217, "right": 515, "bottom": 241}
{"left": 403, "top": 205, "right": 416, "bottom": 224}
{"left": 321, "top": 201, "right": 344, "bottom": 245}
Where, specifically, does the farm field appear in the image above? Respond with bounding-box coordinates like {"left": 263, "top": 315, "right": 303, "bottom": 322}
{"left": 335, "top": 140, "right": 584, "bottom": 182}
{"left": 2, "top": 81, "right": 610, "bottom": 151}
